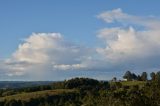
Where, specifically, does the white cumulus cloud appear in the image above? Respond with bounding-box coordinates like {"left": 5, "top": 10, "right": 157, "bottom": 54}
{"left": 1, "top": 8, "right": 160, "bottom": 80}
{"left": 97, "top": 8, "right": 160, "bottom": 70}
{"left": 4, "top": 33, "right": 93, "bottom": 79}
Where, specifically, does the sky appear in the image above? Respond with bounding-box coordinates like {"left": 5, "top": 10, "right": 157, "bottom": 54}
{"left": 0, "top": 0, "right": 160, "bottom": 81}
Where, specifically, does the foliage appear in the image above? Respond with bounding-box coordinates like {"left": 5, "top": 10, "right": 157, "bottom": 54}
{"left": 0, "top": 72, "right": 160, "bottom": 106}
{"left": 123, "top": 71, "right": 132, "bottom": 81}
{"left": 141, "top": 72, "right": 148, "bottom": 81}
{"left": 150, "top": 72, "right": 156, "bottom": 81}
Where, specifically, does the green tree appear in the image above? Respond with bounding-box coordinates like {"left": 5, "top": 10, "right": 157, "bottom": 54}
{"left": 141, "top": 72, "right": 148, "bottom": 81}
{"left": 150, "top": 72, "right": 156, "bottom": 81}
{"left": 137, "top": 75, "right": 142, "bottom": 81}
{"left": 112, "top": 77, "right": 117, "bottom": 82}
{"left": 123, "top": 71, "right": 132, "bottom": 81}
{"left": 132, "top": 73, "right": 137, "bottom": 80}
{"left": 155, "top": 71, "right": 160, "bottom": 83}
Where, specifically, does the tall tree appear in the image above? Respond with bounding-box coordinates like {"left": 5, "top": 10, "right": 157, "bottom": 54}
{"left": 132, "top": 73, "right": 137, "bottom": 80}
{"left": 123, "top": 71, "right": 132, "bottom": 81}
{"left": 155, "top": 71, "right": 160, "bottom": 83}
{"left": 137, "top": 75, "right": 142, "bottom": 81}
{"left": 150, "top": 72, "right": 156, "bottom": 81}
{"left": 141, "top": 72, "right": 148, "bottom": 81}
{"left": 112, "top": 77, "right": 117, "bottom": 82}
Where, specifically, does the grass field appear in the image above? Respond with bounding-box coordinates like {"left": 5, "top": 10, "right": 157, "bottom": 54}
{"left": 120, "top": 81, "right": 145, "bottom": 86}
{"left": 0, "top": 89, "right": 77, "bottom": 101}
{"left": 110, "top": 81, "right": 146, "bottom": 88}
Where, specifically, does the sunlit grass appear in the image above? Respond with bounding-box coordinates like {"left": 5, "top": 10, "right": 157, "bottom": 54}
{"left": 0, "top": 89, "right": 76, "bottom": 101}
{"left": 120, "top": 81, "right": 145, "bottom": 86}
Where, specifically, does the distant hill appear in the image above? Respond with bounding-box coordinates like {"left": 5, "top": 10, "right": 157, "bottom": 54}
{"left": 0, "top": 76, "right": 160, "bottom": 106}
{"left": 0, "top": 81, "right": 54, "bottom": 89}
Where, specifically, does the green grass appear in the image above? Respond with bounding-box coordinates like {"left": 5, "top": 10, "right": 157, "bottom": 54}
{"left": 120, "top": 81, "right": 145, "bottom": 86}
{"left": 110, "top": 81, "right": 146, "bottom": 88}
{"left": 0, "top": 89, "right": 77, "bottom": 101}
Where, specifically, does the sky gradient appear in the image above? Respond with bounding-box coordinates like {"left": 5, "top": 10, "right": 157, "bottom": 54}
{"left": 1, "top": 1, "right": 160, "bottom": 81}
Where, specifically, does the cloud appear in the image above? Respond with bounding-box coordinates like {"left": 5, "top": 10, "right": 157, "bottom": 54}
{"left": 53, "top": 64, "right": 86, "bottom": 70}
{"left": 1, "top": 8, "right": 160, "bottom": 80}
{"left": 97, "top": 8, "right": 131, "bottom": 23}
{"left": 3, "top": 33, "right": 93, "bottom": 79}
{"left": 97, "top": 8, "right": 160, "bottom": 29}
{"left": 97, "top": 8, "right": 160, "bottom": 70}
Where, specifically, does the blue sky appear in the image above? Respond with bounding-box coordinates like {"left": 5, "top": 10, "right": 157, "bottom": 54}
{"left": 1, "top": 0, "right": 160, "bottom": 58}
{"left": 1, "top": 1, "right": 160, "bottom": 80}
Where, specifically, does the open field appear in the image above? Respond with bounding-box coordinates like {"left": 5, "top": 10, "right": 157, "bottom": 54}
{"left": 0, "top": 89, "right": 76, "bottom": 101}
{"left": 120, "top": 81, "right": 146, "bottom": 86}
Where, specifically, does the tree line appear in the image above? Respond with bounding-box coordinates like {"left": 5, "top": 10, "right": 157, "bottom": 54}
{"left": 0, "top": 71, "right": 160, "bottom": 106}
{"left": 123, "top": 71, "right": 160, "bottom": 81}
